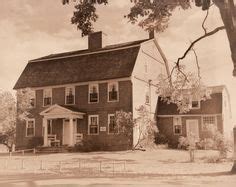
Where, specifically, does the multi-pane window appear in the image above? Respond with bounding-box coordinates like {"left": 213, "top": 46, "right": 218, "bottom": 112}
{"left": 89, "top": 84, "right": 99, "bottom": 103}
{"left": 26, "top": 119, "right": 35, "bottom": 137}
{"left": 88, "top": 115, "right": 99, "bottom": 135}
{"left": 108, "top": 114, "right": 118, "bottom": 134}
{"left": 173, "top": 117, "right": 182, "bottom": 135}
{"left": 43, "top": 89, "right": 52, "bottom": 106}
{"left": 65, "top": 87, "right": 75, "bottom": 105}
{"left": 108, "top": 82, "right": 118, "bottom": 102}
{"left": 202, "top": 116, "right": 216, "bottom": 131}
{"left": 190, "top": 96, "right": 200, "bottom": 109}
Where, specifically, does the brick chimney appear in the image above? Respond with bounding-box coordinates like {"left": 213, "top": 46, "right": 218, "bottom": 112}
{"left": 88, "top": 31, "right": 103, "bottom": 50}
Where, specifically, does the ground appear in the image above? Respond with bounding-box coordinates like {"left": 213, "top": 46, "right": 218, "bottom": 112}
{"left": 0, "top": 148, "right": 235, "bottom": 186}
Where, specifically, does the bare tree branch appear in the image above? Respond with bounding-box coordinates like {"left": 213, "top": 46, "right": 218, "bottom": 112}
{"left": 202, "top": 9, "right": 209, "bottom": 34}
{"left": 176, "top": 26, "right": 225, "bottom": 67}
{"left": 192, "top": 48, "right": 201, "bottom": 80}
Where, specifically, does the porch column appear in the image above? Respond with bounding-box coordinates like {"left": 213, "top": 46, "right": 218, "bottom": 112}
{"left": 43, "top": 118, "right": 48, "bottom": 147}
{"left": 68, "top": 117, "right": 74, "bottom": 146}
{"left": 231, "top": 126, "right": 236, "bottom": 173}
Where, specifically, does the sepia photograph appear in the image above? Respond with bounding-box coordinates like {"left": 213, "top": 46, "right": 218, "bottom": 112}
{"left": 0, "top": 0, "right": 236, "bottom": 186}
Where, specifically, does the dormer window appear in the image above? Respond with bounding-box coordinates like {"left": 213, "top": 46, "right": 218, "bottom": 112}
{"left": 89, "top": 84, "right": 99, "bottom": 103}
{"left": 190, "top": 99, "right": 200, "bottom": 109}
{"left": 65, "top": 87, "right": 75, "bottom": 105}
{"left": 43, "top": 89, "right": 52, "bottom": 107}
{"left": 108, "top": 82, "right": 118, "bottom": 102}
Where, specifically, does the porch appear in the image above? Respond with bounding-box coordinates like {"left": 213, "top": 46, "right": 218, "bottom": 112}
{"left": 40, "top": 104, "right": 85, "bottom": 147}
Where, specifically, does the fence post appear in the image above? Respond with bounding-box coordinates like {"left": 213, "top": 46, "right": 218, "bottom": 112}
{"left": 123, "top": 160, "right": 126, "bottom": 172}
{"left": 112, "top": 161, "right": 115, "bottom": 176}
{"left": 21, "top": 159, "right": 25, "bottom": 169}
{"left": 99, "top": 161, "right": 102, "bottom": 173}
{"left": 59, "top": 161, "right": 62, "bottom": 173}
{"left": 231, "top": 127, "right": 236, "bottom": 173}
{"left": 22, "top": 150, "right": 24, "bottom": 156}
{"left": 33, "top": 148, "right": 36, "bottom": 154}
{"left": 4, "top": 159, "right": 8, "bottom": 169}
{"left": 9, "top": 152, "right": 12, "bottom": 158}
{"left": 40, "top": 160, "right": 43, "bottom": 170}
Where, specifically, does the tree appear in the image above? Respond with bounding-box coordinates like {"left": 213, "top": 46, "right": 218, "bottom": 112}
{"left": 115, "top": 106, "right": 157, "bottom": 150}
{"left": 0, "top": 90, "right": 16, "bottom": 152}
{"left": 62, "top": 0, "right": 236, "bottom": 76}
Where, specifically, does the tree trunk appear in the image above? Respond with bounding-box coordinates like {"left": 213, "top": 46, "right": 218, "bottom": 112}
{"left": 214, "top": 0, "right": 236, "bottom": 76}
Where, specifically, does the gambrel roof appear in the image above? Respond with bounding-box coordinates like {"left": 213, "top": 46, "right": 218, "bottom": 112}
{"left": 14, "top": 39, "right": 149, "bottom": 89}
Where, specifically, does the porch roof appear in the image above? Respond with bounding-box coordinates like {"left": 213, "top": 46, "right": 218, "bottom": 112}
{"left": 40, "top": 104, "right": 85, "bottom": 119}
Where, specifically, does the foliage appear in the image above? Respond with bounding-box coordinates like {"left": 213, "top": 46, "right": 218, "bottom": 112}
{"left": 74, "top": 139, "right": 103, "bottom": 152}
{"left": 156, "top": 71, "right": 211, "bottom": 113}
{"left": 16, "top": 88, "right": 35, "bottom": 121}
{"left": 154, "top": 132, "right": 169, "bottom": 145}
{"left": 114, "top": 106, "right": 157, "bottom": 150}
{"left": 0, "top": 90, "right": 16, "bottom": 151}
{"left": 27, "top": 136, "right": 44, "bottom": 149}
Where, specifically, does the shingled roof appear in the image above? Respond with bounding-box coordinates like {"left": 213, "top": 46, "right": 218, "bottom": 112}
{"left": 14, "top": 39, "right": 150, "bottom": 89}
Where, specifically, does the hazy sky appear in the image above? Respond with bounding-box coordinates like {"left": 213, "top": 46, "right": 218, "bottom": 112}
{"left": 0, "top": 0, "right": 235, "bottom": 121}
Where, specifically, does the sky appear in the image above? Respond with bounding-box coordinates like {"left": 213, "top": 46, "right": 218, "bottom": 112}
{"left": 0, "top": 0, "right": 235, "bottom": 122}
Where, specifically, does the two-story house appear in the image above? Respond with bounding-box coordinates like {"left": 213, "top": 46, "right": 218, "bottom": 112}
{"left": 157, "top": 85, "right": 232, "bottom": 146}
{"left": 14, "top": 31, "right": 169, "bottom": 151}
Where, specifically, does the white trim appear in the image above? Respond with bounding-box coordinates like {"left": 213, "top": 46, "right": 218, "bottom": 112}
{"left": 43, "top": 88, "right": 52, "bottom": 107}
{"left": 157, "top": 114, "right": 222, "bottom": 118}
{"left": 65, "top": 86, "right": 75, "bottom": 105}
{"left": 108, "top": 114, "right": 118, "bottom": 134}
{"left": 107, "top": 81, "right": 119, "bottom": 102}
{"left": 88, "top": 83, "right": 99, "bottom": 104}
{"left": 88, "top": 115, "right": 99, "bottom": 135}
{"left": 40, "top": 104, "right": 85, "bottom": 119}
{"left": 25, "top": 119, "right": 35, "bottom": 137}
{"left": 29, "top": 44, "right": 143, "bottom": 63}
{"left": 27, "top": 77, "right": 131, "bottom": 91}
{"left": 173, "top": 117, "right": 182, "bottom": 135}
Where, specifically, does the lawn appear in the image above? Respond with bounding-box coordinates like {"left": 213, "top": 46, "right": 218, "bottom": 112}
{"left": 0, "top": 148, "right": 233, "bottom": 176}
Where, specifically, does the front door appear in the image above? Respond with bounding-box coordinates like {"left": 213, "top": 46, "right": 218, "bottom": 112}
{"left": 63, "top": 119, "right": 77, "bottom": 145}
{"left": 186, "top": 119, "right": 199, "bottom": 141}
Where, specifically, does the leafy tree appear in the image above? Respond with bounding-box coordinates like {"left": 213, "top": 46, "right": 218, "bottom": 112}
{"left": 0, "top": 90, "right": 16, "bottom": 152}
{"left": 62, "top": 0, "right": 236, "bottom": 76}
{"left": 62, "top": 0, "right": 235, "bottom": 112}
{"left": 115, "top": 105, "right": 157, "bottom": 150}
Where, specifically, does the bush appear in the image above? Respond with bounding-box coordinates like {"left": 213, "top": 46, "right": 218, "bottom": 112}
{"left": 177, "top": 136, "right": 190, "bottom": 150}
{"left": 168, "top": 139, "right": 179, "bottom": 149}
{"left": 74, "top": 139, "right": 103, "bottom": 152}
{"left": 154, "top": 133, "right": 169, "bottom": 145}
{"left": 28, "top": 136, "right": 43, "bottom": 148}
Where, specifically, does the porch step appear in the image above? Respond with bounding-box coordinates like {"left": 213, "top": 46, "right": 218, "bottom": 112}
{"left": 36, "top": 146, "right": 71, "bottom": 153}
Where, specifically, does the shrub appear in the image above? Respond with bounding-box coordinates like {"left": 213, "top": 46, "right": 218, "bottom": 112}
{"left": 74, "top": 139, "right": 103, "bottom": 152}
{"left": 177, "top": 136, "right": 189, "bottom": 150}
{"left": 28, "top": 136, "right": 43, "bottom": 148}
{"left": 154, "top": 132, "right": 169, "bottom": 145}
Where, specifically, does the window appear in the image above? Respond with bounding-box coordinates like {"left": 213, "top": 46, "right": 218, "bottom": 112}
{"left": 30, "top": 91, "right": 36, "bottom": 108}
{"left": 173, "top": 117, "right": 182, "bottom": 135}
{"left": 65, "top": 87, "right": 75, "bottom": 105}
{"left": 108, "top": 114, "right": 118, "bottom": 134}
{"left": 108, "top": 82, "right": 119, "bottom": 102}
{"left": 43, "top": 89, "right": 52, "bottom": 106}
{"left": 26, "top": 119, "right": 35, "bottom": 137}
{"left": 190, "top": 96, "right": 200, "bottom": 109}
{"left": 88, "top": 115, "right": 99, "bottom": 135}
{"left": 202, "top": 116, "right": 216, "bottom": 131}
{"left": 89, "top": 84, "right": 99, "bottom": 103}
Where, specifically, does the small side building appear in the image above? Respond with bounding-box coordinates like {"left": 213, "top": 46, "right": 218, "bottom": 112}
{"left": 156, "top": 85, "right": 232, "bottom": 146}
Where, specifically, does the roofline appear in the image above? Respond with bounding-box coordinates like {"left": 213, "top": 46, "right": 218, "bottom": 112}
{"left": 29, "top": 44, "right": 142, "bottom": 63}
{"left": 14, "top": 77, "right": 132, "bottom": 90}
